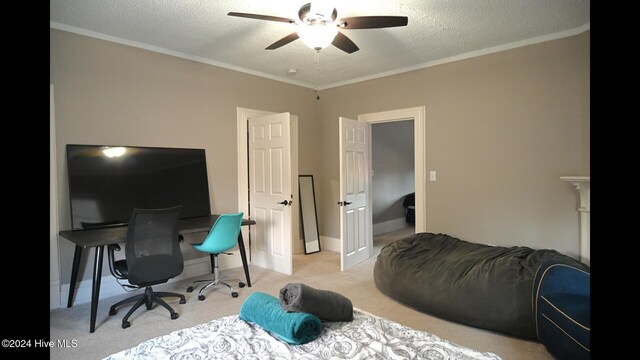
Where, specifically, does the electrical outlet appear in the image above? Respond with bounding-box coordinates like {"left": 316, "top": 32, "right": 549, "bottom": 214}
{"left": 429, "top": 170, "right": 436, "bottom": 182}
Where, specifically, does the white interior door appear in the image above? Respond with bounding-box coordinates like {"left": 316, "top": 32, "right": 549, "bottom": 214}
{"left": 339, "top": 117, "right": 371, "bottom": 271}
{"left": 249, "top": 112, "right": 293, "bottom": 275}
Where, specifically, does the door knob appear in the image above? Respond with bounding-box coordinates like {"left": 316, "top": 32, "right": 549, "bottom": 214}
{"left": 277, "top": 200, "right": 292, "bottom": 206}
{"left": 337, "top": 201, "right": 352, "bottom": 206}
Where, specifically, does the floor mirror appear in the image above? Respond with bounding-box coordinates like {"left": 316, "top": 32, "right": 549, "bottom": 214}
{"left": 299, "top": 175, "right": 321, "bottom": 254}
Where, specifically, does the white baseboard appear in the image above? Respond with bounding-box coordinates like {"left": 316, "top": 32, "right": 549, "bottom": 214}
{"left": 60, "top": 251, "right": 244, "bottom": 308}
{"left": 373, "top": 217, "right": 409, "bottom": 236}
{"left": 320, "top": 236, "right": 340, "bottom": 252}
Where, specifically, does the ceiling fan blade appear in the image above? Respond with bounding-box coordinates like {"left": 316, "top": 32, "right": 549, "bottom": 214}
{"left": 331, "top": 32, "right": 359, "bottom": 54}
{"left": 228, "top": 12, "right": 295, "bottom": 24}
{"left": 266, "top": 32, "right": 300, "bottom": 50}
{"left": 339, "top": 16, "right": 408, "bottom": 29}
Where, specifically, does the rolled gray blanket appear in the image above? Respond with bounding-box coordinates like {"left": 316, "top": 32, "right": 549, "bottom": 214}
{"left": 279, "top": 283, "right": 353, "bottom": 322}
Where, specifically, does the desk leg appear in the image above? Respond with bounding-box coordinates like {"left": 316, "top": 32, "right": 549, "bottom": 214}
{"left": 67, "top": 245, "right": 83, "bottom": 308}
{"left": 237, "top": 232, "right": 252, "bottom": 287}
{"left": 89, "top": 245, "right": 104, "bottom": 333}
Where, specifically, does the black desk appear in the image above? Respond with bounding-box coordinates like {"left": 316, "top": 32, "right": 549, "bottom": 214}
{"left": 59, "top": 215, "right": 255, "bottom": 333}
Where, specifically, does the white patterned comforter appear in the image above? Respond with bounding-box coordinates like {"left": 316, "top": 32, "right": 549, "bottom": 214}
{"left": 105, "top": 308, "right": 501, "bottom": 359}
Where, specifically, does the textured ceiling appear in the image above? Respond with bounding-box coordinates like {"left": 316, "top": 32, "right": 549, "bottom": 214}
{"left": 50, "top": 0, "right": 590, "bottom": 89}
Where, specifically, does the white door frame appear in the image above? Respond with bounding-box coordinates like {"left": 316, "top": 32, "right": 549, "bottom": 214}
{"left": 50, "top": 84, "right": 61, "bottom": 309}
{"left": 236, "top": 107, "right": 300, "bottom": 261}
{"left": 358, "top": 106, "right": 427, "bottom": 243}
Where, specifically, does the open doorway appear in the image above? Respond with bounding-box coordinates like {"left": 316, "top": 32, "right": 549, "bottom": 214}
{"left": 371, "top": 120, "right": 415, "bottom": 255}
{"left": 356, "top": 106, "right": 426, "bottom": 264}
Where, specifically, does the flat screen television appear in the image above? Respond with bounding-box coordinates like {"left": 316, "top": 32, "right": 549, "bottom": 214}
{"left": 66, "top": 144, "right": 211, "bottom": 230}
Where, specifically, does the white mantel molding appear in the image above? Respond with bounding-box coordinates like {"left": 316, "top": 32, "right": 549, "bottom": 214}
{"left": 561, "top": 176, "right": 590, "bottom": 265}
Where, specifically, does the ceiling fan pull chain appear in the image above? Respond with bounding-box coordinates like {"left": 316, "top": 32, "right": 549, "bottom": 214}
{"left": 314, "top": 50, "right": 321, "bottom": 100}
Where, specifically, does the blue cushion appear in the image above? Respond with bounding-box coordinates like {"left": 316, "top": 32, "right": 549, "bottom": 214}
{"left": 534, "top": 261, "right": 590, "bottom": 360}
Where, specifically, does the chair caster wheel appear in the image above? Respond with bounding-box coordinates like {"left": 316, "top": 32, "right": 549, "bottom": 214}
{"left": 232, "top": 292, "right": 238, "bottom": 298}
{"left": 109, "top": 308, "right": 117, "bottom": 316}
{"left": 122, "top": 321, "right": 130, "bottom": 329}
{"left": 198, "top": 295, "right": 205, "bottom": 301}
{"left": 179, "top": 298, "right": 186, "bottom": 304}
{"left": 239, "top": 282, "right": 246, "bottom": 288}
{"left": 187, "top": 286, "right": 194, "bottom": 293}
{"left": 171, "top": 312, "right": 179, "bottom": 320}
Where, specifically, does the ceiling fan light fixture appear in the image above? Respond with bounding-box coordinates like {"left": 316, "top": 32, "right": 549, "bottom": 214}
{"left": 297, "top": 22, "right": 338, "bottom": 51}
{"left": 228, "top": 2, "right": 407, "bottom": 54}
{"left": 309, "top": 0, "right": 335, "bottom": 19}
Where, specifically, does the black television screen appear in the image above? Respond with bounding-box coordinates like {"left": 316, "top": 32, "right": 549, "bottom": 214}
{"left": 67, "top": 144, "right": 211, "bottom": 230}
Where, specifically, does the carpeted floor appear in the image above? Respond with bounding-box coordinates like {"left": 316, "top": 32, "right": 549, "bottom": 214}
{"left": 50, "top": 228, "right": 552, "bottom": 359}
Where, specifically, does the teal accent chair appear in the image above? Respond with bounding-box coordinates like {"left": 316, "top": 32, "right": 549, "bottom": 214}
{"left": 186, "top": 213, "right": 245, "bottom": 300}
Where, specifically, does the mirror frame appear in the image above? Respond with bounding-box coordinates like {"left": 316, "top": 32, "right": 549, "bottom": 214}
{"left": 299, "top": 175, "right": 321, "bottom": 255}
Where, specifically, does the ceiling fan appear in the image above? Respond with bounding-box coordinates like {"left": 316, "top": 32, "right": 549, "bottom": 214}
{"left": 228, "top": 2, "right": 408, "bottom": 54}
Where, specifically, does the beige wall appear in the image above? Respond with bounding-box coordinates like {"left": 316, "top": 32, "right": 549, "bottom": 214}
{"left": 50, "top": 29, "right": 319, "bottom": 283}
{"left": 315, "top": 31, "right": 590, "bottom": 258}
{"left": 51, "top": 28, "right": 590, "bottom": 283}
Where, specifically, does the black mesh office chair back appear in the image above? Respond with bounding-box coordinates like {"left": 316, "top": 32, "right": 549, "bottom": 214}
{"left": 108, "top": 205, "right": 186, "bottom": 329}
{"left": 125, "top": 208, "right": 184, "bottom": 285}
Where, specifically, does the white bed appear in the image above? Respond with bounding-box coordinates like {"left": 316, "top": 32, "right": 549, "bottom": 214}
{"left": 105, "top": 308, "right": 501, "bottom": 359}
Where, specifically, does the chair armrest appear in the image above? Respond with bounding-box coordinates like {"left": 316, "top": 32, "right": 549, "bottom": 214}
{"left": 107, "top": 243, "right": 126, "bottom": 279}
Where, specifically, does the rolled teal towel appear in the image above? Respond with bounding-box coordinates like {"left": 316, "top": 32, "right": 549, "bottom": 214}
{"left": 239, "top": 292, "right": 322, "bottom": 345}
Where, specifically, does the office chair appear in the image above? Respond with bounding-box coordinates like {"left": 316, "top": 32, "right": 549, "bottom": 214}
{"left": 186, "top": 212, "right": 246, "bottom": 301}
{"left": 107, "top": 206, "right": 186, "bottom": 329}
